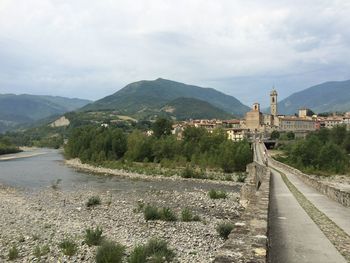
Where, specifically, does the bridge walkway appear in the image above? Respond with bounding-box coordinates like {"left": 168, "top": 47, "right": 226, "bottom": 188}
{"left": 255, "top": 142, "right": 347, "bottom": 263}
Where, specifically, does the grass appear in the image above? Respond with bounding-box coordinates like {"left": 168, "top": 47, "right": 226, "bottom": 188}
{"left": 86, "top": 196, "right": 101, "bottom": 207}
{"left": 59, "top": 239, "right": 78, "bottom": 257}
{"left": 143, "top": 205, "right": 177, "bottom": 221}
{"left": 33, "top": 245, "right": 50, "bottom": 258}
{"left": 85, "top": 227, "right": 104, "bottom": 246}
{"left": 208, "top": 189, "right": 227, "bottom": 199}
{"left": 216, "top": 222, "right": 234, "bottom": 240}
{"left": 181, "top": 208, "right": 201, "bottom": 222}
{"left": 128, "top": 238, "right": 175, "bottom": 263}
{"left": 96, "top": 240, "right": 125, "bottom": 263}
{"left": 8, "top": 245, "right": 19, "bottom": 260}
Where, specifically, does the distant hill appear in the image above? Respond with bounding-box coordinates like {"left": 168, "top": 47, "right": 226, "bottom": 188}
{"left": 278, "top": 80, "right": 350, "bottom": 114}
{"left": 161, "top": 97, "right": 233, "bottom": 120}
{"left": 0, "top": 94, "right": 91, "bottom": 133}
{"left": 82, "top": 78, "right": 250, "bottom": 117}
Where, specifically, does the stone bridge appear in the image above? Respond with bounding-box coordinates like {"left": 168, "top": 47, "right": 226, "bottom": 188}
{"left": 214, "top": 142, "right": 350, "bottom": 263}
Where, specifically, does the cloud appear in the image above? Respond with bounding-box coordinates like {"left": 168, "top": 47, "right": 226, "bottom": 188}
{"left": 0, "top": 0, "right": 349, "bottom": 105}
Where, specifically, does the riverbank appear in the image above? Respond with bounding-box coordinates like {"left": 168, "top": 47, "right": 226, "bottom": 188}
{"left": 0, "top": 148, "right": 48, "bottom": 161}
{"left": 65, "top": 158, "right": 242, "bottom": 186}
{"left": 0, "top": 182, "right": 243, "bottom": 262}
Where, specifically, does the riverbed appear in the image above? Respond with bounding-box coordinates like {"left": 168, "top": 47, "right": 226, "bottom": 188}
{"left": 0, "top": 149, "right": 242, "bottom": 262}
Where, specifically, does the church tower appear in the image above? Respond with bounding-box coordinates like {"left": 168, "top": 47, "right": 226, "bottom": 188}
{"left": 270, "top": 88, "right": 278, "bottom": 116}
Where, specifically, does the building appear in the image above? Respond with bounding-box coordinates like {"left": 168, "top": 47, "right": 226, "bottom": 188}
{"left": 226, "top": 128, "right": 247, "bottom": 141}
{"left": 278, "top": 117, "right": 316, "bottom": 132}
{"left": 245, "top": 103, "right": 263, "bottom": 132}
{"left": 270, "top": 89, "right": 278, "bottom": 117}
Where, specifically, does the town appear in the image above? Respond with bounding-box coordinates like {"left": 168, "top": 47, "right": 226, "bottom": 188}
{"left": 169, "top": 89, "right": 350, "bottom": 141}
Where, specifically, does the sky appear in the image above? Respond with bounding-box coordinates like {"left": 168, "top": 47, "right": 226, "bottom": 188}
{"left": 0, "top": 0, "right": 349, "bottom": 107}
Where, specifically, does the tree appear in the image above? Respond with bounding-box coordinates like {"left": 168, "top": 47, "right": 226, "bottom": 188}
{"left": 152, "top": 118, "right": 173, "bottom": 138}
{"left": 270, "top": 130, "right": 280, "bottom": 140}
{"left": 318, "top": 143, "right": 347, "bottom": 173}
{"left": 286, "top": 131, "right": 295, "bottom": 140}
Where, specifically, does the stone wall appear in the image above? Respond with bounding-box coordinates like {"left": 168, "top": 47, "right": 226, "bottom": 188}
{"left": 269, "top": 158, "right": 350, "bottom": 208}
{"left": 214, "top": 162, "right": 271, "bottom": 263}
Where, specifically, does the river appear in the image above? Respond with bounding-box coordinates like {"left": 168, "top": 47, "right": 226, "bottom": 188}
{"left": 0, "top": 148, "right": 239, "bottom": 193}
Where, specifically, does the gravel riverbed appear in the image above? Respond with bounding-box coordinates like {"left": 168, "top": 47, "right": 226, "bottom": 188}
{"left": 0, "top": 174, "right": 243, "bottom": 262}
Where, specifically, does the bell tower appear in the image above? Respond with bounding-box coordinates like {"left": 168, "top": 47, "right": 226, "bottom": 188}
{"left": 270, "top": 88, "right": 278, "bottom": 116}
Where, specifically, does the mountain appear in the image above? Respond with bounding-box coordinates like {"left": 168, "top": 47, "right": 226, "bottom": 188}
{"left": 278, "top": 80, "right": 350, "bottom": 115}
{"left": 82, "top": 78, "right": 250, "bottom": 117}
{"left": 161, "top": 97, "right": 233, "bottom": 120}
{"left": 0, "top": 94, "right": 91, "bottom": 133}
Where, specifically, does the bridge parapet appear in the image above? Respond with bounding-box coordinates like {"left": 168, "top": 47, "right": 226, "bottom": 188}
{"left": 269, "top": 157, "right": 350, "bottom": 208}
{"left": 214, "top": 161, "right": 271, "bottom": 263}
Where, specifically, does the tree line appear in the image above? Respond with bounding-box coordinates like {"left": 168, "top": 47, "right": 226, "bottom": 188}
{"left": 279, "top": 125, "right": 350, "bottom": 174}
{"left": 65, "top": 118, "right": 253, "bottom": 173}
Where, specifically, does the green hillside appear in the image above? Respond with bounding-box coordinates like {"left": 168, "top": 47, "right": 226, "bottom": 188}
{"left": 278, "top": 80, "right": 350, "bottom": 114}
{"left": 0, "top": 94, "right": 91, "bottom": 133}
{"left": 162, "top": 97, "right": 233, "bottom": 120}
{"left": 82, "top": 78, "right": 249, "bottom": 117}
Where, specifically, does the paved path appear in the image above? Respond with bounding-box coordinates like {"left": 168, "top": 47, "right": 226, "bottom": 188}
{"left": 272, "top": 164, "right": 350, "bottom": 237}
{"left": 255, "top": 143, "right": 347, "bottom": 263}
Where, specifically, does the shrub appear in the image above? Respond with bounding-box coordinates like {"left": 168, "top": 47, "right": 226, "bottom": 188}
{"left": 85, "top": 227, "right": 103, "bottom": 246}
{"left": 59, "top": 239, "right": 78, "bottom": 257}
{"left": 216, "top": 222, "right": 234, "bottom": 240}
{"left": 86, "top": 196, "right": 101, "bottom": 207}
{"left": 96, "top": 240, "right": 125, "bottom": 263}
{"left": 134, "top": 201, "right": 145, "bottom": 213}
{"left": 236, "top": 172, "right": 247, "bottom": 183}
{"left": 160, "top": 207, "right": 177, "bottom": 221}
{"left": 144, "top": 205, "right": 161, "bottom": 221}
{"left": 208, "top": 189, "right": 227, "bottom": 199}
{"left": 8, "top": 245, "right": 19, "bottom": 260}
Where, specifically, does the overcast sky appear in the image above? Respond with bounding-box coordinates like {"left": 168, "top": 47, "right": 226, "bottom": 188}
{"left": 0, "top": 0, "right": 349, "bottom": 107}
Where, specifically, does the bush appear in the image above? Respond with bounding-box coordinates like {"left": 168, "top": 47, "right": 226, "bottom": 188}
{"left": 8, "top": 245, "right": 19, "bottom": 260}
{"left": 216, "top": 222, "right": 234, "bottom": 239}
{"left": 144, "top": 205, "right": 161, "bottom": 221}
{"left": 85, "top": 227, "right": 103, "bottom": 246}
{"left": 160, "top": 207, "right": 177, "bottom": 221}
{"left": 96, "top": 240, "right": 125, "bottom": 263}
{"left": 59, "top": 239, "right": 78, "bottom": 257}
{"left": 129, "top": 238, "right": 175, "bottom": 263}
{"left": 86, "top": 196, "right": 101, "bottom": 207}
{"left": 208, "top": 189, "right": 227, "bottom": 199}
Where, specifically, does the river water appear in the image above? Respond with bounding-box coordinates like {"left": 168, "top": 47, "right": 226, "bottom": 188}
{"left": 0, "top": 149, "right": 239, "bottom": 193}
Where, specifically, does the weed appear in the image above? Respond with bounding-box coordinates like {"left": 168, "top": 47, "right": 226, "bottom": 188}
{"left": 128, "top": 238, "right": 175, "bottom": 263}
{"left": 85, "top": 227, "right": 103, "bottom": 246}
{"left": 8, "top": 245, "right": 19, "bottom": 260}
{"left": 59, "top": 239, "right": 78, "bottom": 257}
{"left": 208, "top": 189, "right": 227, "bottom": 199}
{"left": 96, "top": 240, "right": 125, "bottom": 263}
{"left": 236, "top": 172, "right": 247, "bottom": 183}
{"left": 33, "top": 245, "right": 50, "bottom": 258}
{"left": 216, "top": 222, "right": 234, "bottom": 240}
{"left": 144, "top": 205, "right": 161, "bottom": 221}
{"left": 86, "top": 196, "right": 101, "bottom": 207}
{"left": 160, "top": 207, "right": 177, "bottom": 221}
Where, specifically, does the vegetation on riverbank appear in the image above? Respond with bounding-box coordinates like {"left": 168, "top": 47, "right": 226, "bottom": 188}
{"left": 275, "top": 126, "right": 350, "bottom": 175}
{"left": 0, "top": 137, "right": 21, "bottom": 155}
{"left": 64, "top": 118, "right": 253, "bottom": 176}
